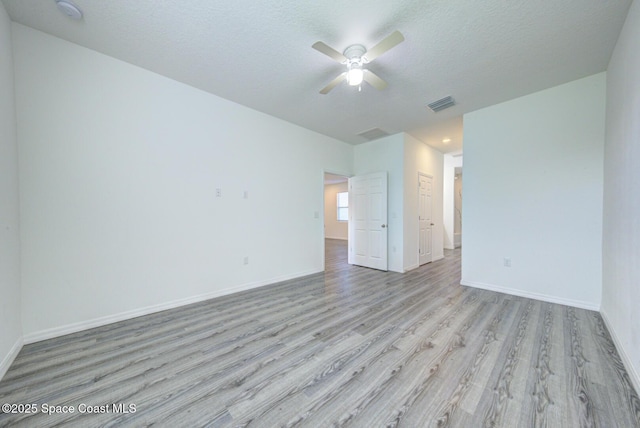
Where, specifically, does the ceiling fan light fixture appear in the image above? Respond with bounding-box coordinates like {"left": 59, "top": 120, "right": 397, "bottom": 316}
{"left": 346, "top": 66, "right": 364, "bottom": 86}
{"left": 312, "top": 32, "right": 403, "bottom": 94}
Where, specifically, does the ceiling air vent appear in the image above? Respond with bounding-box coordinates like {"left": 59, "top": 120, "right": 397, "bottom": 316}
{"left": 427, "top": 96, "right": 455, "bottom": 112}
{"left": 357, "top": 128, "right": 390, "bottom": 141}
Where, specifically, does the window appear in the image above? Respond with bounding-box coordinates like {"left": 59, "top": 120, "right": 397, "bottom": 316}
{"left": 337, "top": 192, "right": 348, "bottom": 221}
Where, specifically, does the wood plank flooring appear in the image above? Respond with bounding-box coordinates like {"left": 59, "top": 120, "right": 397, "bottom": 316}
{"left": 1, "top": 239, "right": 639, "bottom": 427}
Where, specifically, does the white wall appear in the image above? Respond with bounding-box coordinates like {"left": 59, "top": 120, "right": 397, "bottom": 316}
{"left": 0, "top": 3, "right": 22, "bottom": 380}
{"left": 403, "top": 133, "right": 444, "bottom": 270}
{"left": 324, "top": 182, "right": 348, "bottom": 240}
{"left": 601, "top": 0, "right": 640, "bottom": 394}
{"left": 353, "top": 133, "right": 444, "bottom": 273}
{"left": 443, "top": 154, "right": 463, "bottom": 250}
{"left": 13, "top": 24, "right": 353, "bottom": 341}
{"left": 353, "top": 134, "right": 404, "bottom": 273}
{"left": 462, "top": 72, "right": 606, "bottom": 310}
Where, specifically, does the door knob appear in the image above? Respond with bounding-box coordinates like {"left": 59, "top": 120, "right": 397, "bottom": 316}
{"left": 381, "top": 224, "right": 386, "bottom": 228}
{"left": 430, "top": 223, "right": 435, "bottom": 226}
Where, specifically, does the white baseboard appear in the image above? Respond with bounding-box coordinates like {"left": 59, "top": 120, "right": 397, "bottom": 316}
{"left": 600, "top": 309, "right": 640, "bottom": 396}
{"left": 324, "top": 236, "right": 348, "bottom": 240}
{"left": 23, "top": 269, "right": 322, "bottom": 344}
{"left": 460, "top": 280, "right": 600, "bottom": 311}
{"left": 403, "top": 263, "right": 419, "bottom": 272}
{"left": 0, "top": 336, "right": 23, "bottom": 381}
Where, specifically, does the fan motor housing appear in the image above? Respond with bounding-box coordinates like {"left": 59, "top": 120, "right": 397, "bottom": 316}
{"left": 343, "top": 44, "right": 367, "bottom": 61}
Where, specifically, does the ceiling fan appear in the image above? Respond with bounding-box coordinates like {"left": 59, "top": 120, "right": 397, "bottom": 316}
{"left": 312, "top": 30, "right": 405, "bottom": 94}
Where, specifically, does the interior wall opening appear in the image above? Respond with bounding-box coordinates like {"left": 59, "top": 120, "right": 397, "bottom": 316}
{"left": 323, "top": 172, "right": 350, "bottom": 268}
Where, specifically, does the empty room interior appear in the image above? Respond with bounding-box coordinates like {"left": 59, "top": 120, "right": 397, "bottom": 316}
{"left": 1, "top": 0, "right": 639, "bottom": 426}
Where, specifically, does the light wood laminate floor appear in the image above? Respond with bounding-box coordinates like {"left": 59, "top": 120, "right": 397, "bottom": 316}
{"left": 1, "top": 239, "right": 639, "bottom": 427}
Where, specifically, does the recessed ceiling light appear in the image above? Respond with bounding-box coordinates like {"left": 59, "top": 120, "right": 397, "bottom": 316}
{"left": 56, "top": 0, "right": 83, "bottom": 20}
{"left": 442, "top": 138, "right": 451, "bottom": 144}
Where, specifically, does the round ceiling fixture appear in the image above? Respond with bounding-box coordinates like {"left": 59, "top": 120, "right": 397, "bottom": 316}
{"left": 56, "top": 0, "right": 83, "bottom": 20}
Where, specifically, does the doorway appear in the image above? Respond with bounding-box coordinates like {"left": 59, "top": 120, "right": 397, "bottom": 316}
{"left": 324, "top": 172, "right": 349, "bottom": 268}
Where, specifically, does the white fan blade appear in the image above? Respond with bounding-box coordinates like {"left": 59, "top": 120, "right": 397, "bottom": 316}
{"left": 312, "top": 41, "right": 347, "bottom": 63}
{"left": 364, "top": 30, "right": 404, "bottom": 62}
{"left": 363, "top": 70, "right": 388, "bottom": 90}
{"left": 320, "top": 72, "right": 347, "bottom": 94}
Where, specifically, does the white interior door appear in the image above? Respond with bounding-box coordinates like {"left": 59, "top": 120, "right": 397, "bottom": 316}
{"left": 348, "top": 172, "right": 388, "bottom": 271}
{"left": 419, "top": 173, "right": 433, "bottom": 265}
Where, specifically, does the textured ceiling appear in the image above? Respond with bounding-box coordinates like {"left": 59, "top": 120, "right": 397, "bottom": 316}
{"left": 2, "top": 0, "right": 632, "bottom": 153}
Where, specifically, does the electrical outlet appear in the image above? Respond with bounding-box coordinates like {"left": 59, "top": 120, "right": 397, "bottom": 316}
{"left": 243, "top": 256, "right": 249, "bottom": 265}
{"left": 243, "top": 191, "right": 249, "bottom": 199}
{"left": 504, "top": 257, "right": 511, "bottom": 267}
{"left": 216, "top": 188, "right": 222, "bottom": 197}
